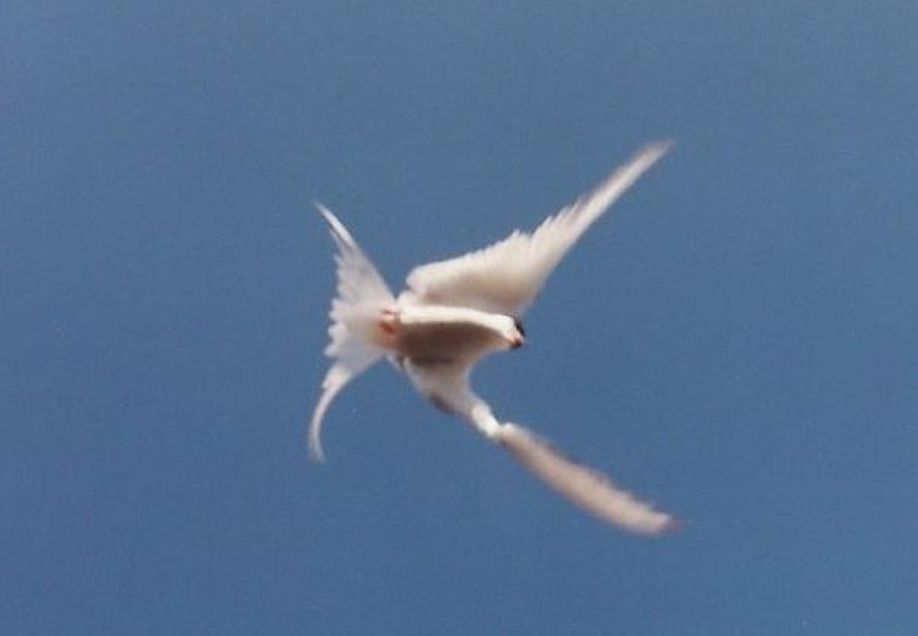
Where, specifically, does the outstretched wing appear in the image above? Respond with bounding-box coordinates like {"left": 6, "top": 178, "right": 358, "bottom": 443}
{"left": 496, "top": 423, "right": 678, "bottom": 536}
{"left": 310, "top": 203, "right": 396, "bottom": 461}
{"left": 402, "top": 141, "right": 672, "bottom": 316}
{"left": 406, "top": 362, "right": 678, "bottom": 536}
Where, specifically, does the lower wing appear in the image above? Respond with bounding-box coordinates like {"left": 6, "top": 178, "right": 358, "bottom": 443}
{"left": 496, "top": 423, "right": 679, "bottom": 536}
{"left": 404, "top": 361, "right": 678, "bottom": 536}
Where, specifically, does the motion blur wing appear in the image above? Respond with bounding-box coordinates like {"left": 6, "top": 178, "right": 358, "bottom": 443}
{"left": 403, "top": 141, "right": 672, "bottom": 316}
{"left": 310, "top": 203, "right": 395, "bottom": 461}
{"left": 497, "top": 423, "right": 678, "bottom": 536}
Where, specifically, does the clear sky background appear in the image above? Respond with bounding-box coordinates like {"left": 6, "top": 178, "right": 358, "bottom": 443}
{"left": 3, "top": 2, "right": 916, "bottom": 634}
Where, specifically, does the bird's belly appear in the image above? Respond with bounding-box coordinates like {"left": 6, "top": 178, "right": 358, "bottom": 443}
{"left": 393, "top": 320, "right": 500, "bottom": 366}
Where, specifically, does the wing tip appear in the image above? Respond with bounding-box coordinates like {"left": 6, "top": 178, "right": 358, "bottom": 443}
{"left": 313, "top": 200, "right": 357, "bottom": 247}
{"left": 637, "top": 138, "right": 676, "bottom": 164}
{"left": 636, "top": 512, "right": 684, "bottom": 537}
{"left": 313, "top": 199, "right": 334, "bottom": 225}
{"left": 308, "top": 438, "right": 327, "bottom": 464}
{"left": 499, "top": 422, "right": 681, "bottom": 538}
{"left": 657, "top": 515, "right": 684, "bottom": 535}
{"left": 308, "top": 416, "right": 327, "bottom": 463}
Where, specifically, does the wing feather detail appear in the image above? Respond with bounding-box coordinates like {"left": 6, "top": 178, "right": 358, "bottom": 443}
{"left": 310, "top": 203, "right": 396, "bottom": 461}
{"left": 407, "top": 363, "right": 679, "bottom": 536}
{"left": 497, "top": 423, "right": 678, "bottom": 536}
{"left": 403, "top": 141, "right": 673, "bottom": 316}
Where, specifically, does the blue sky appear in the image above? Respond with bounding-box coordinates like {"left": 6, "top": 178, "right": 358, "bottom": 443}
{"left": 3, "top": 2, "right": 916, "bottom": 634}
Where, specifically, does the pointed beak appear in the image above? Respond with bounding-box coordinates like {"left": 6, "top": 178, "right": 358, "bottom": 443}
{"left": 511, "top": 319, "right": 526, "bottom": 349}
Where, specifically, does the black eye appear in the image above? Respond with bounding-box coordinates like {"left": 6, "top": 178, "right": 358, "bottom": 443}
{"left": 514, "top": 319, "right": 526, "bottom": 337}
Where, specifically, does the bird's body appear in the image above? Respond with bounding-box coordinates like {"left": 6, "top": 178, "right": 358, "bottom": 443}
{"left": 310, "top": 141, "right": 679, "bottom": 536}
{"left": 384, "top": 304, "right": 521, "bottom": 368}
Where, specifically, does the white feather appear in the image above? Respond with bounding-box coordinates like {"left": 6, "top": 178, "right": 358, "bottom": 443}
{"left": 309, "top": 203, "right": 395, "bottom": 461}
{"left": 405, "top": 362, "right": 677, "bottom": 535}
{"left": 402, "top": 141, "right": 673, "bottom": 316}
{"left": 310, "top": 142, "right": 679, "bottom": 535}
{"left": 497, "top": 423, "right": 678, "bottom": 536}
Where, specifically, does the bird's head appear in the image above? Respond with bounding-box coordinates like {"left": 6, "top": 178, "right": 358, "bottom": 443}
{"left": 508, "top": 317, "right": 526, "bottom": 350}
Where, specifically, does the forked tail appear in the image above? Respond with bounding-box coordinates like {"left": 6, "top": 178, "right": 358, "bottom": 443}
{"left": 310, "top": 203, "right": 396, "bottom": 461}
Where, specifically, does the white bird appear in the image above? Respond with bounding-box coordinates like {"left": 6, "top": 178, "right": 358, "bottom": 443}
{"left": 310, "top": 141, "right": 679, "bottom": 536}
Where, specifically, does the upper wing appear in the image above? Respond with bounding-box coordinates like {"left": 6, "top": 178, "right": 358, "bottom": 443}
{"left": 496, "top": 423, "right": 678, "bottom": 536}
{"left": 402, "top": 141, "right": 672, "bottom": 316}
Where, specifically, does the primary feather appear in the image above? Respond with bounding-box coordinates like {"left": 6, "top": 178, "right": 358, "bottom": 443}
{"left": 402, "top": 141, "right": 672, "bottom": 316}
{"left": 497, "top": 423, "right": 677, "bottom": 535}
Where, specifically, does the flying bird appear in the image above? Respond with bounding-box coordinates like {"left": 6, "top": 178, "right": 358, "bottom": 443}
{"left": 310, "top": 141, "right": 678, "bottom": 536}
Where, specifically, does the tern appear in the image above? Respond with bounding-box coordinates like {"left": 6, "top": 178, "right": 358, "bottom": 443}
{"left": 310, "top": 141, "right": 678, "bottom": 535}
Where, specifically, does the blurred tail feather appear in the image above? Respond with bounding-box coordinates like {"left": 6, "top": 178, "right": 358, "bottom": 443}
{"left": 310, "top": 203, "right": 396, "bottom": 460}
